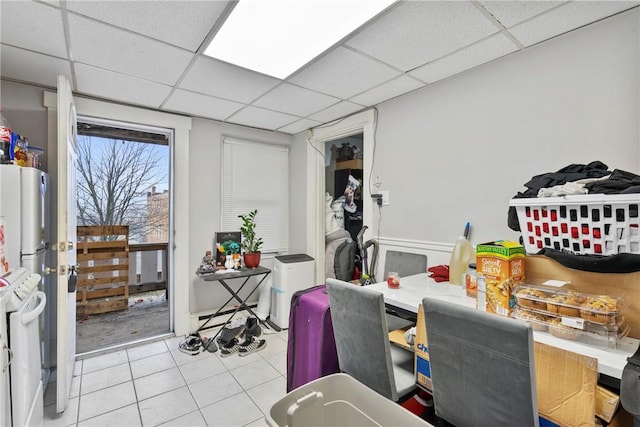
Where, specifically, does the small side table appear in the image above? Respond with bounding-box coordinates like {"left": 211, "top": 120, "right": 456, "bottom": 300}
{"left": 196, "top": 266, "right": 279, "bottom": 339}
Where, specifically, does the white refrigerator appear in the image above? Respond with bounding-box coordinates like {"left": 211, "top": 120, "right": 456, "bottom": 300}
{"left": 0, "top": 164, "right": 53, "bottom": 382}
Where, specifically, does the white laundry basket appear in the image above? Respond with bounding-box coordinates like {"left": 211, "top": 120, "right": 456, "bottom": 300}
{"left": 266, "top": 374, "right": 432, "bottom": 427}
{"left": 510, "top": 194, "right": 640, "bottom": 255}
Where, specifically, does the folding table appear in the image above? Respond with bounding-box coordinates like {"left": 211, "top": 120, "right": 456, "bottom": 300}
{"left": 197, "top": 266, "right": 278, "bottom": 338}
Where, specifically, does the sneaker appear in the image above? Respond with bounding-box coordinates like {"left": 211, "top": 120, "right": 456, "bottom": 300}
{"left": 217, "top": 325, "right": 246, "bottom": 348}
{"left": 238, "top": 336, "right": 267, "bottom": 357}
{"left": 219, "top": 339, "right": 241, "bottom": 357}
{"left": 202, "top": 337, "right": 218, "bottom": 353}
{"left": 245, "top": 317, "right": 262, "bottom": 338}
{"left": 178, "top": 334, "right": 203, "bottom": 356}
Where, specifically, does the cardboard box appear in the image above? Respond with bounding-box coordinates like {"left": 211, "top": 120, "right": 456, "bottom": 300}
{"left": 476, "top": 241, "right": 525, "bottom": 316}
{"left": 596, "top": 385, "right": 620, "bottom": 423}
{"left": 388, "top": 327, "right": 412, "bottom": 352}
{"left": 414, "top": 304, "right": 432, "bottom": 393}
{"left": 607, "top": 407, "right": 634, "bottom": 427}
{"left": 335, "top": 159, "right": 363, "bottom": 170}
{"left": 535, "top": 342, "right": 597, "bottom": 427}
{"left": 415, "top": 304, "right": 600, "bottom": 426}
{"left": 526, "top": 255, "right": 640, "bottom": 339}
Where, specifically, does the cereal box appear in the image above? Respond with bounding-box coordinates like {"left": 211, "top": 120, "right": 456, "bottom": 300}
{"left": 476, "top": 241, "right": 525, "bottom": 316}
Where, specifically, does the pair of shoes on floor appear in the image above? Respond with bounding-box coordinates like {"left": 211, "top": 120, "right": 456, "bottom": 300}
{"left": 220, "top": 335, "right": 267, "bottom": 358}
{"left": 219, "top": 317, "right": 266, "bottom": 357}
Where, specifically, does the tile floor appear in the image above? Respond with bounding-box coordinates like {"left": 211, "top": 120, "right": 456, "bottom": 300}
{"left": 42, "top": 329, "right": 289, "bottom": 427}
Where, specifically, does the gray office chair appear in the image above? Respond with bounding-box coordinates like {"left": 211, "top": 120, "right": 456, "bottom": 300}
{"left": 383, "top": 251, "right": 428, "bottom": 331}
{"left": 326, "top": 278, "right": 416, "bottom": 402}
{"left": 422, "top": 296, "right": 539, "bottom": 427}
{"left": 383, "top": 250, "right": 428, "bottom": 280}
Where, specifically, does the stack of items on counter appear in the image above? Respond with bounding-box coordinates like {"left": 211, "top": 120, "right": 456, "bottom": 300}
{"left": 514, "top": 284, "right": 627, "bottom": 348}
{"left": 463, "top": 240, "right": 630, "bottom": 349}
{"left": 0, "top": 110, "right": 42, "bottom": 168}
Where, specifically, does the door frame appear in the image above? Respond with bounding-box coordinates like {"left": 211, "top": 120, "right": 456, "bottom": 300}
{"left": 306, "top": 109, "right": 376, "bottom": 284}
{"left": 44, "top": 93, "right": 192, "bottom": 336}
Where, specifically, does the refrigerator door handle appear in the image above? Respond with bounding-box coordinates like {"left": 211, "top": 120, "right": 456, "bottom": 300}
{"left": 19, "top": 291, "right": 46, "bottom": 325}
{"left": 2, "top": 344, "right": 12, "bottom": 372}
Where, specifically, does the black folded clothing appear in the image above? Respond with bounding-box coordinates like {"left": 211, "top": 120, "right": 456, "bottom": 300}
{"left": 538, "top": 248, "right": 640, "bottom": 273}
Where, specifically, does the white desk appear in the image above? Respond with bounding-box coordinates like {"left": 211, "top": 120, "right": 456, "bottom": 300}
{"left": 369, "top": 273, "right": 638, "bottom": 380}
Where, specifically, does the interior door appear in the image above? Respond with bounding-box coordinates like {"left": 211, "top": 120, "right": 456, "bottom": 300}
{"left": 55, "top": 75, "right": 78, "bottom": 413}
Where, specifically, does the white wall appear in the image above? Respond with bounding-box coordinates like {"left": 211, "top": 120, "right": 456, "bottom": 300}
{"left": 187, "top": 118, "right": 292, "bottom": 320}
{"left": 369, "top": 9, "right": 639, "bottom": 248}
{"left": 288, "top": 133, "right": 309, "bottom": 254}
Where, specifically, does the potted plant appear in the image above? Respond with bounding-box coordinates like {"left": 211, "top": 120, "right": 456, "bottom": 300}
{"left": 238, "top": 209, "right": 264, "bottom": 268}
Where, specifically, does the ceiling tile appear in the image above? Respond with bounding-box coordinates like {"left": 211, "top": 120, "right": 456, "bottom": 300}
{"left": 308, "top": 101, "right": 365, "bottom": 124}
{"left": 179, "top": 56, "right": 280, "bottom": 104}
{"left": 227, "top": 106, "right": 299, "bottom": 130}
{"left": 253, "top": 84, "right": 340, "bottom": 117}
{"left": 0, "top": 45, "right": 71, "bottom": 88}
{"left": 75, "top": 64, "right": 172, "bottom": 108}
{"left": 66, "top": 1, "right": 230, "bottom": 51}
{"left": 345, "top": 1, "right": 499, "bottom": 72}
{"left": 410, "top": 33, "right": 519, "bottom": 84}
{"left": 67, "top": 14, "right": 194, "bottom": 85}
{"left": 509, "top": 1, "right": 639, "bottom": 47}
{"left": 479, "top": 1, "right": 564, "bottom": 28}
{"left": 163, "top": 89, "right": 243, "bottom": 121}
{"left": 0, "top": 1, "right": 67, "bottom": 58}
{"left": 350, "top": 75, "right": 424, "bottom": 106}
{"left": 278, "top": 118, "right": 322, "bottom": 135}
{"left": 289, "top": 47, "right": 400, "bottom": 99}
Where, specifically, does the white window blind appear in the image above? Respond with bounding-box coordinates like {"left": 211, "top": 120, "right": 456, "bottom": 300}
{"left": 222, "top": 138, "right": 289, "bottom": 253}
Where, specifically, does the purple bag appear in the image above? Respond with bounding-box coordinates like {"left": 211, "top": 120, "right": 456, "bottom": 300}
{"left": 286, "top": 285, "right": 340, "bottom": 392}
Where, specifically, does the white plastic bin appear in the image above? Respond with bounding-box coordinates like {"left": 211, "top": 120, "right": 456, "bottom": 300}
{"left": 266, "top": 374, "right": 433, "bottom": 427}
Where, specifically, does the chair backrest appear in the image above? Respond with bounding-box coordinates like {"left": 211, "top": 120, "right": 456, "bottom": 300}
{"left": 422, "top": 296, "right": 539, "bottom": 427}
{"left": 325, "top": 229, "right": 355, "bottom": 281}
{"left": 325, "top": 278, "right": 398, "bottom": 401}
{"left": 383, "top": 251, "right": 427, "bottom": 280}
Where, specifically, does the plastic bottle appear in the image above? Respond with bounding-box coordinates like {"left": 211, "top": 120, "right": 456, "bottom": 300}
{"left": 449, "top": 236, "right": 474, "bottom": 286}
{"left": 0, "top": 110, "right": 12, "bottom": 163}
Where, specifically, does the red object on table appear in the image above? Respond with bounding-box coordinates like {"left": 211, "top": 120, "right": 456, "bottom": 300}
{"left": 427, "top": 265, "right": 450, "bottom": 283}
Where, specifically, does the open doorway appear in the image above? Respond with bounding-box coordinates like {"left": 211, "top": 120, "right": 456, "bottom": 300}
{"left": 307, "top": 109, "right": 376, "bottom": 285}
{"left": 74, "top": 119, "right": 172, "bottom": 354}
{"left": 324, "top": 134, "right": 364, "bottom": 282}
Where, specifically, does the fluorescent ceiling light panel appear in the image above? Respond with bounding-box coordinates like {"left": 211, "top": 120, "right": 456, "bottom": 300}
{"left": 204, "top": 0, "right": 396, "bottom": 79}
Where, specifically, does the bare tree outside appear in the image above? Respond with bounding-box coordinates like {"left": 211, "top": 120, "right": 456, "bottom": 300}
{"left": 76, "top": 135, "right": 168, "bottom": 243}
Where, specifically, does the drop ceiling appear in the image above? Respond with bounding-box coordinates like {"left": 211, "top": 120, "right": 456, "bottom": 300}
{"left": 1, "top": 1, "right": 637, "bottom": 135}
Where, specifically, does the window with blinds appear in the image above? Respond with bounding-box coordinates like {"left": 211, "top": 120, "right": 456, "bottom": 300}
{"left": 222, "top": 137, "right": 289, "bottom": 254}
